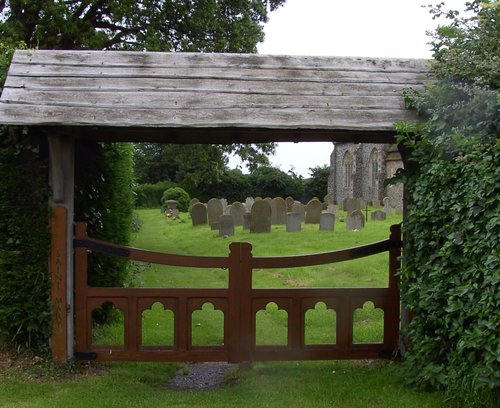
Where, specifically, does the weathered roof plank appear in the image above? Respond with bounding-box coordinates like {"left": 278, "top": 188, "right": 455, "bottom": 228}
{"left": 0, "top": 50, "right": 429, "bottom": 142}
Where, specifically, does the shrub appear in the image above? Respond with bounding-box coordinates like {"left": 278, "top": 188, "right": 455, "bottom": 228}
{"left": 161, "top": 187, "right": 190, "bottom": 212}
{"left": 134, "top": 181, "right": 176, "bottom": 208}
{"left": 0, "top": 128, "right": 51, "bottom": 350}
{"left": 74, "top": 142, "right": 134, "bottom": 290}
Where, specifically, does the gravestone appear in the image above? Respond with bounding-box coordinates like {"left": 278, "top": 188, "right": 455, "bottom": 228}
{"left": 291, "top": 201, "right": 305, "bottom": 222}
{"left": 245, "top": 197, "right": 255, "bottom": 212}
{"left": 285, "top": 196, "right": 295, "bottom": 212}
{"left": 224, "top": 204, "right": 232, "bottom": 215}
{"left": 250, "top": 200, "right": 271, "bottom": 233}
{"left": 395, "top": 202, "right": 404, "bottom": 215}
{"left": 305, "top": 198, "right": 322, "bottom": 224}
{"left": 372, "top": 199, "right": 381, "bottom": 207}
{"left": 271, "top": 197, "right": 287, "bottom": 225}
{"left": 344, "top": 198, "right": 361, "bottom": 214}
{"left": 218, "top": 215, "right": 235, "bottom": 237}
{"left": 286, "top": 212, "right": 302, "bottom": 232}
{"left": 229, "top": 201, "right": 245, "bottom": 226}
{"left": 319, "top": 213, "right": 335, "bottom": 231}
{"left": 189, "top": 198, "right": 200, "bottom": 210}
{"left": 207, "top": 198, "right": 223, "bottom": 227}
{"left": 191, "top": 202, "right": 208, "bottom": 226}
{"left": 326, "top": 204, "right": 338, "bottom": 217}
{"left": 371, "top": 210, "right": 386, "bottom": 221}
{"left": 383, "top": 197, "right": 392, "bottom": 216}
{"left": 220, "top": 198, "right": 228, "bottom": 213}
{"left": 242, "top": 212, "right": 251, "bottom": 230}
{"left": 347, "top": 210, "right": 365, "bottom": 231}
{"left": 324, "top": 194, "right": 333, "bottom": 205}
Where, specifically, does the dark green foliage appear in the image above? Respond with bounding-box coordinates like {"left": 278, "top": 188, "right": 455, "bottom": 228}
{"left": 134, "top": 181, "right": 176, "bottom": 208}
{"left": 161, "top": 187, "right": 190, "bottom": 212}
{"left": 398, "top": 2, "right": 499, "bottom": 405}
{"left": 248, "top": 166, "right": 304, "bottom": 199}
{"left": 74, "top": 142, "right": 134, "bottom": 289}
{"left": 305, "top": 165, "right": 330, "bottom": 201}
{"left": 133, "top": 142, "right": 276, "bottom": 192}
{"left": 198, "top": 168, "right": 250, "bottom": 203}
{"left": 0, "top": 128, "right": 51, "bottom": 349}
{"left": 0, "top": 0, "right": 285, "bottom": 52}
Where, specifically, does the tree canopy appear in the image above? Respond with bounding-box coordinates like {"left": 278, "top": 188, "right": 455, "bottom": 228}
{"left": 0, "top": 0, "right": 285, "bottom": 52}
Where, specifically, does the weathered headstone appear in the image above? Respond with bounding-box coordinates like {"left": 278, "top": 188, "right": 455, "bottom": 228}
{"left": 285, "top": 196, "right": 295, "bottom": 212}
{"left": 207, "top": 198, "right": 223, "bottom": 227}
{"left": 383, "top": 197, "right": 392, "bottom": 216}
{"left": 371, "top": 210, "right": 386, "bottom": 221}
{"left": 319, "top": 213, "right": 335, "bottom": 231}
{"left": 271, "top": 197, "right": 287, "bottom": 225}
{"left": 218, "top": 215, "right": 235, "bottom": 237}
{"left": 245, "top": 197, "right": 255, "bottom": 212}
{"left": 326, "top": 204, "right": 338, "bottom": 217}
{"left": 291, "top": 201, "right": 305, "bottom": 222}
{"left": 250, "top": 200, "right": 271, "bottom": 233}
{"left": 324, "top": 194, "right": 333, "bottom": 205}
{"left": 305, "top": 198, "right": 322, "bottom": 224}
{"left": 189, "top": 198, "right": 200, "bottom": 210}
{"left": 229, "top": 201, "right": 245, "bottom": 226}
{"left": 372, "top": 199, "right": 381, "bottom": 207}
{"left": 344, "top": 198, "right": 362, "bottom": 214}
{"left": 220, "top": 198, "right": 228, "bottom": 213}
{"left": 224, "top": 204, "right": 232, "bottom": 215}
{"left": 347, "top": 210, "right": 365, "bottom": 231}
{"left": 242, "top": 212, "right": 251, "bottom": 230}
{"left": 191, "top": 202, "right": 208, "bottom": 226}
{"left": 286, "top": 212, "right": 302, "bottom": 232}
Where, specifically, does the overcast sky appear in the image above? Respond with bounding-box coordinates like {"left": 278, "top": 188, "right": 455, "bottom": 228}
{"left": 228, "top": 0, "right": 467, "bottom": 177}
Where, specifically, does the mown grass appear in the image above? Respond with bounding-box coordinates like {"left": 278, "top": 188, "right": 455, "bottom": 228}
{"left": 0, "top": 208, "right": 448, "bottom": 407}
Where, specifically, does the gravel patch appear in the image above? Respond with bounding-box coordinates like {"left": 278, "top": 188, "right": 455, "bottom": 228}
{"left": 168, "top": 362, "right": 238, "bottom": 391}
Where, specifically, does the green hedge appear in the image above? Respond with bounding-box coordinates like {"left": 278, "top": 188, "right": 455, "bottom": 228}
{"left": 74, "top": 142, "right": 134, "bottom": 291}
{"left": 134, "top": 181, "right": 175, "bottom": 208}
{"left": 0, "top": 128, "right": 51, "bottom": 349}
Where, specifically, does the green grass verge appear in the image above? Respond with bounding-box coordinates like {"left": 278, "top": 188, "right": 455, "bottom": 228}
{"left": 0, "top": 360, "right": 445, "bottom": 408}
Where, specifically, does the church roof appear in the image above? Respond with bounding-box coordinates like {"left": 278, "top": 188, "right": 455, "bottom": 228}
{"left": 0, "top": 50, "right": 429, "bottom": 143}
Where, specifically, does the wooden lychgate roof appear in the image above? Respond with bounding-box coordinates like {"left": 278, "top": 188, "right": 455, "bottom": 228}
{"left": 0, "top": 50, "right": 429, "bottom": 144}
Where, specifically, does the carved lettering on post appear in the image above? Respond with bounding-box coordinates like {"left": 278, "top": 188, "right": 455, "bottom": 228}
{"left": 50, "top": 206, "right": 68, "bottom": 364}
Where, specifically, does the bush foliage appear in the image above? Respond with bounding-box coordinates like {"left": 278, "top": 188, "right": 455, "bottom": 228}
{"left": 398, "top": 1, "right": 499, "bottom": 405}
{"left": 161, "top": 187, "right": 190, "bottom": 212}
{"left": 0, "top": 128, "right": 51, "bottom": 349}
{"left": 134, "top": 181, "right": 176, "bottom": 208}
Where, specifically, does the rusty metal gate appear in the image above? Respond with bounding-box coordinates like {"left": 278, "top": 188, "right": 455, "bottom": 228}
{"left": 74, "top": 222, "right": 402, "bottom": 363}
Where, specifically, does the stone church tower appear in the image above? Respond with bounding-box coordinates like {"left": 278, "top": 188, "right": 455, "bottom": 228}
{"left": 327, "top": 143, "right": 403, "bottom": 207}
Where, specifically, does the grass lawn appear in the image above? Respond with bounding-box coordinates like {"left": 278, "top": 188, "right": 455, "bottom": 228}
{"left": 0, "top": 208, "right": 447, "bottom": 407}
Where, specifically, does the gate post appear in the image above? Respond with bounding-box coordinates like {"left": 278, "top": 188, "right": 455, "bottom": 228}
{"left": 48, "top": 134, "right": 75, "bottom": 363}
{"left": 228, "top": 242, "right": 253, "bottom": 363}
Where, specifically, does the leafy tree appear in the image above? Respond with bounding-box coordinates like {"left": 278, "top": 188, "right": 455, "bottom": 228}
{"left": 305, "top": 165, "right": 330, "bottom": 201}
{"left": 0, "top": 0, "right": 285, "bottom": 52}
{"left": 248, "top": 166, "right": 304, "bottom": 199}
{"left": 134, "top": 142, "right": 276, "bottom": 189}
{"left": 398, "top": 1, "right": 499, "bottom": 405}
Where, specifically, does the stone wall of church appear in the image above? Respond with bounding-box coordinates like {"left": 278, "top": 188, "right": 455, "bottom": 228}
{"left": 328, "top": 143, "right": 402, "bottom": 208}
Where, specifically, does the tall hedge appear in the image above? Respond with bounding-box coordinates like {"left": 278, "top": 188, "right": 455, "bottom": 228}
{"left": 0, "top": 128, "right": 51, "bottom": 349}
{"left": 74, "top": 142, "right": 134, "bottom": 289}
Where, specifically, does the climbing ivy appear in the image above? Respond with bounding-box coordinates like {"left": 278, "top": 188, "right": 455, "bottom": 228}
{"left": 397, "top": 2, "right": 499, "bottom": 405}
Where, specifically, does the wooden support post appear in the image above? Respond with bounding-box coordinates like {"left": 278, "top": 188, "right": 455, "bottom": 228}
{"left": 386, "top": 224, "right": 402, "bottom": 352}
{"left": 50, "top": 206, "right": 68, "bottom": 364}
{"left": 48, "top": 134, "right": 75, "bottom": 363}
